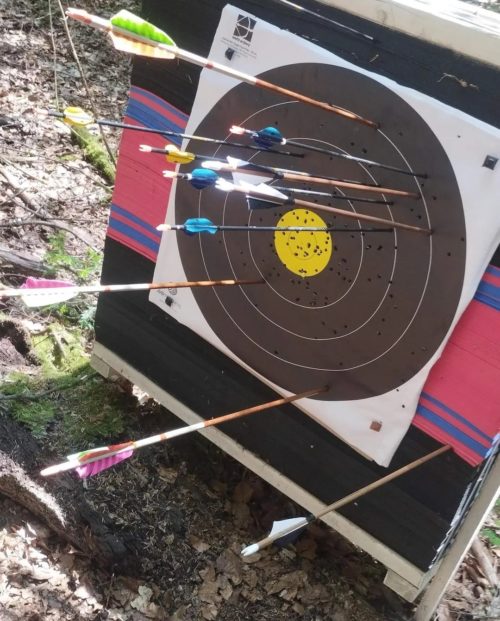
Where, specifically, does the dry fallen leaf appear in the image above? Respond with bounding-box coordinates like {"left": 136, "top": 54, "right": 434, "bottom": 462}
{"left": 189, "top": 534, "right": 210, "bottom": 553}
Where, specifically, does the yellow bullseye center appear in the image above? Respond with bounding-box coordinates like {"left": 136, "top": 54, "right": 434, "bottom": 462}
{"left": 274, "top": 209, "right": 332, "bottom": 277}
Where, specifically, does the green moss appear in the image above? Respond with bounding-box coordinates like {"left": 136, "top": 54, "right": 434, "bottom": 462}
{"left": 71, "top": 125, "right": 116, "bottom": 183}
{"left": 11, "top": 400, "right": 56, "bottom": 439}
{"left": 2, "top": 323, "right": 135, "bottom": 451}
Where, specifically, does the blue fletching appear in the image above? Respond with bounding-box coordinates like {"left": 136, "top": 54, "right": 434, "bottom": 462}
{"left": 190, "top": 168, "right": 219, "bottom": 190}
{"left": 253, "top": 126, "right": 284, "bottom": 149}
{"left": 184, "top": 218, "right": 218, "bottom": 234}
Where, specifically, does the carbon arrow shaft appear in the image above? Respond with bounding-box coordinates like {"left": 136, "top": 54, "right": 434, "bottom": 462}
{"left": 47, "top": 111, "right": 303, "bottom": 158}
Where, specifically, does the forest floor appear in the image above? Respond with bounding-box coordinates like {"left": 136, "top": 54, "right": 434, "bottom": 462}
{"left": 0, "top": 1, "right": 498, "bottom": 620}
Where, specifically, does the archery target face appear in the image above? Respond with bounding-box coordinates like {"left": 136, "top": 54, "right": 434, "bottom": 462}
{"left": 172, "top": 63, "right": 466, "bottom": 402}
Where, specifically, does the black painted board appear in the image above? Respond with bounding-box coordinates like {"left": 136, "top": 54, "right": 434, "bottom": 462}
{"left": 95, "top": 239, "right": 476, "bottom": 570}
{"left": 134, "top": 0, "right": 500, "bottom": 128}
{"left": 95, "top": 0, "right": 499, "bottom": 570}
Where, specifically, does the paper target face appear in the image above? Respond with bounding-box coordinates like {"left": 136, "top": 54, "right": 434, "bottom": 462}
{"left": 174, "top": 63, "right": 466, "bottom": 401}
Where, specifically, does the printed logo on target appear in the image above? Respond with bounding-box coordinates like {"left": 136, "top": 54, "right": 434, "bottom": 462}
{"left": 233, "top": 14, "right": 256, "bottom": 44}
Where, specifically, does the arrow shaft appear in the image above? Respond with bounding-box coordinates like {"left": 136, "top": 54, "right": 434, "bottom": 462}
{"left": 293, "top": 198, "right": 430, "bottom": 234}
{"left": 49, "top": 114, "right": 302, "bottom": 157}
{"left": 41, "top": 387, "right": 325, "bottom": 476}
{"left": 67, "top": 9, "right": 378, "bottom": 128}
{"left": 1, "top": 279, "right": 264, "bottom": 299}
{"left": 166, "top": 224, "right": 393, "bottom": 233}
{"left": 282, "top": 172, "right": 419, "bottom": 199}
{"left": 272, "top": 0, "right": 374, "bottom": 42}
{"left": 274, "top": 186, "right": 393, "bottom": 205}
{"left": 248, "top": 445, "right": 451, "bottom": 553}
{"left": 283, "top": 138, "right": 426, "bottom": 178}
{"left": 208, "top": 163, "right": 417, "bottom": 198}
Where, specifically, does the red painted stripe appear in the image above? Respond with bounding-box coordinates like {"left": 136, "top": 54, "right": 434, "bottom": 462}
{"left": 482, "top": 270, "right": 500, "bottom": 288}
{"left": 111, "top": 128, "right": 176, "bottom": 231}
{"left": 413, "top": 295, "right": 500, "bottom": 464}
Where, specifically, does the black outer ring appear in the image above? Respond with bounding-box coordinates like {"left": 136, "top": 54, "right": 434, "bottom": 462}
{"left": 174, "top": 63, "right": 466, "bottom": 401}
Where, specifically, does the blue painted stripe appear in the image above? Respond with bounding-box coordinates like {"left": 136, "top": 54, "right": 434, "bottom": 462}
{"left": 129, "top": 86, "right": 189, "bottom": 121}
{"left": 111, "top": 204, "right": 161, "bottom": 239}
{"left": 109, "top": 218, "right": 160, "bottom": 253}
{"left": 125, "top": 101, "right": 184, "bottom": 145}
{"left": 485, "top": 265, "right": 500, "bottom": 277}
{"left": 474, "top": 291, "right": 500, "bottom": 311}
{"left": 476, "top": 280, "right": 500, "bottom": 300}
{"left": 416, "top": 405, "right": 490, "bottom": 457}
{"left": 420, "top": 392, "right": 493, "bottom": 442}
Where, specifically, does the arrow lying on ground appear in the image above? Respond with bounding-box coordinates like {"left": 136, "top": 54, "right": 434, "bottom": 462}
{"left": 40, "top": 387, "right": 326, "bottom": 477}
{"left": 163, "top": 168, "right": 393, "bottom": 206}
{"left": 66, "top": 8, "right": 378, "bottom": 128}
{"left": 230, "top": 125, "right": 427, "bottom": 178}
{"left": 202, "top": 157, "right": 420, "bottom": 199}
{"left": 157, "top": 217, "right": 393, "bottom": 235}
{"left": 0, "top": 276, "right": 264, "bottom": 307}
{"left": 45, "top": 108, "right": 303, "bottom": 158}
{"left": 241, "top": 444, "right": 451, "bottom": 556}
{"left": 214, "top": 179, "right": 431, "bottom": 235}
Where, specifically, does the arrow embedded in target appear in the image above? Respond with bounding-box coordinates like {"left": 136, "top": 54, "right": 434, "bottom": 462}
{"left": 163, "top": 169, "right": 394, "bottom": 206}
{"left": 66, "top": 8, "right": 379, "bottom": 128}
{"left": 0, "top": 276, "right": 264, "bottom": 308}
{"left": 157, "top": 217, "right": 393, "bottom": 235}
{"left": 230, "top": 125, "right": 427, "bottom": 178}
{"left": 44, "top": 108, "right": 303, "bottom": 158}
{"left": 215, "top": 179, "right": 432, "bottom": 235}
{"left": 202, "top": 157, "right": 420, "bottom": 199}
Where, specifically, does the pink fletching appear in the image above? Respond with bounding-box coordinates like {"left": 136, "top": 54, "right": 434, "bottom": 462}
{"left": 75, "top": 449, "right": 134, "bottom": 478}
{"left": 21, "top": 277, "right": 74, "bottom": 290}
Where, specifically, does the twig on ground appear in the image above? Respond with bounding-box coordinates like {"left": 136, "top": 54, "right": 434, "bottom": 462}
{"left": 55, "top": 0, "right": 116, "bottom": 168}
{"left": 0, "top": 217, "right": 107, "bottom": 228}
{"left": 471, "top": 538, "right": 498, "bottom": 588}
{"left": 0, "top": 165, "right": 100, "bottom": 251}
{"left": 0, "top": 245, "right": 48, "bottom": 274}
{"left": 0, "top": 165, "right": 40, "bottom": 212}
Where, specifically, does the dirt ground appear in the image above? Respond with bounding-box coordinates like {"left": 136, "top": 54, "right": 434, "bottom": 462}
{"left": 0, "top": 1, "right": 498, "bottom": 620}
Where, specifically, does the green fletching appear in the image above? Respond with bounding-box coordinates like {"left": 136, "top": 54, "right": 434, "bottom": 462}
{"left": 110, "top": 10, "right": 176, "bottom": 46}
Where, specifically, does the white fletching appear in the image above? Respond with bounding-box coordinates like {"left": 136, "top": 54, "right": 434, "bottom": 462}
{"left": 22, "top": 288, "right": 79, "bottom": 307}
{"left": 232, "top": 171, "right": 272, "bottom": 186}
{"left": 269, "top": 517, "right": 308, "bottom": 536}
{"left": 201, "top": 160, "right": 224, "bottom": 171}
{"left": 251, "top": 183, "right": 289, "bottom": 200}
{"left": 215, "top": 178, "right": 237, "bottom": 192}
{"left": 226, "top": 156, "right": 248, "bottom": 169}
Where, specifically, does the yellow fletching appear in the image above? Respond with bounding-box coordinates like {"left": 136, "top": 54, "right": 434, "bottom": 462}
{"left": 63, "top": 106, "right": 94, "bottom": 126}
{"left": 109, "top": 32, "right": 175, "bottom": 59}
{"left": 164, "top": 145, "right": 195, "bottom": 165}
